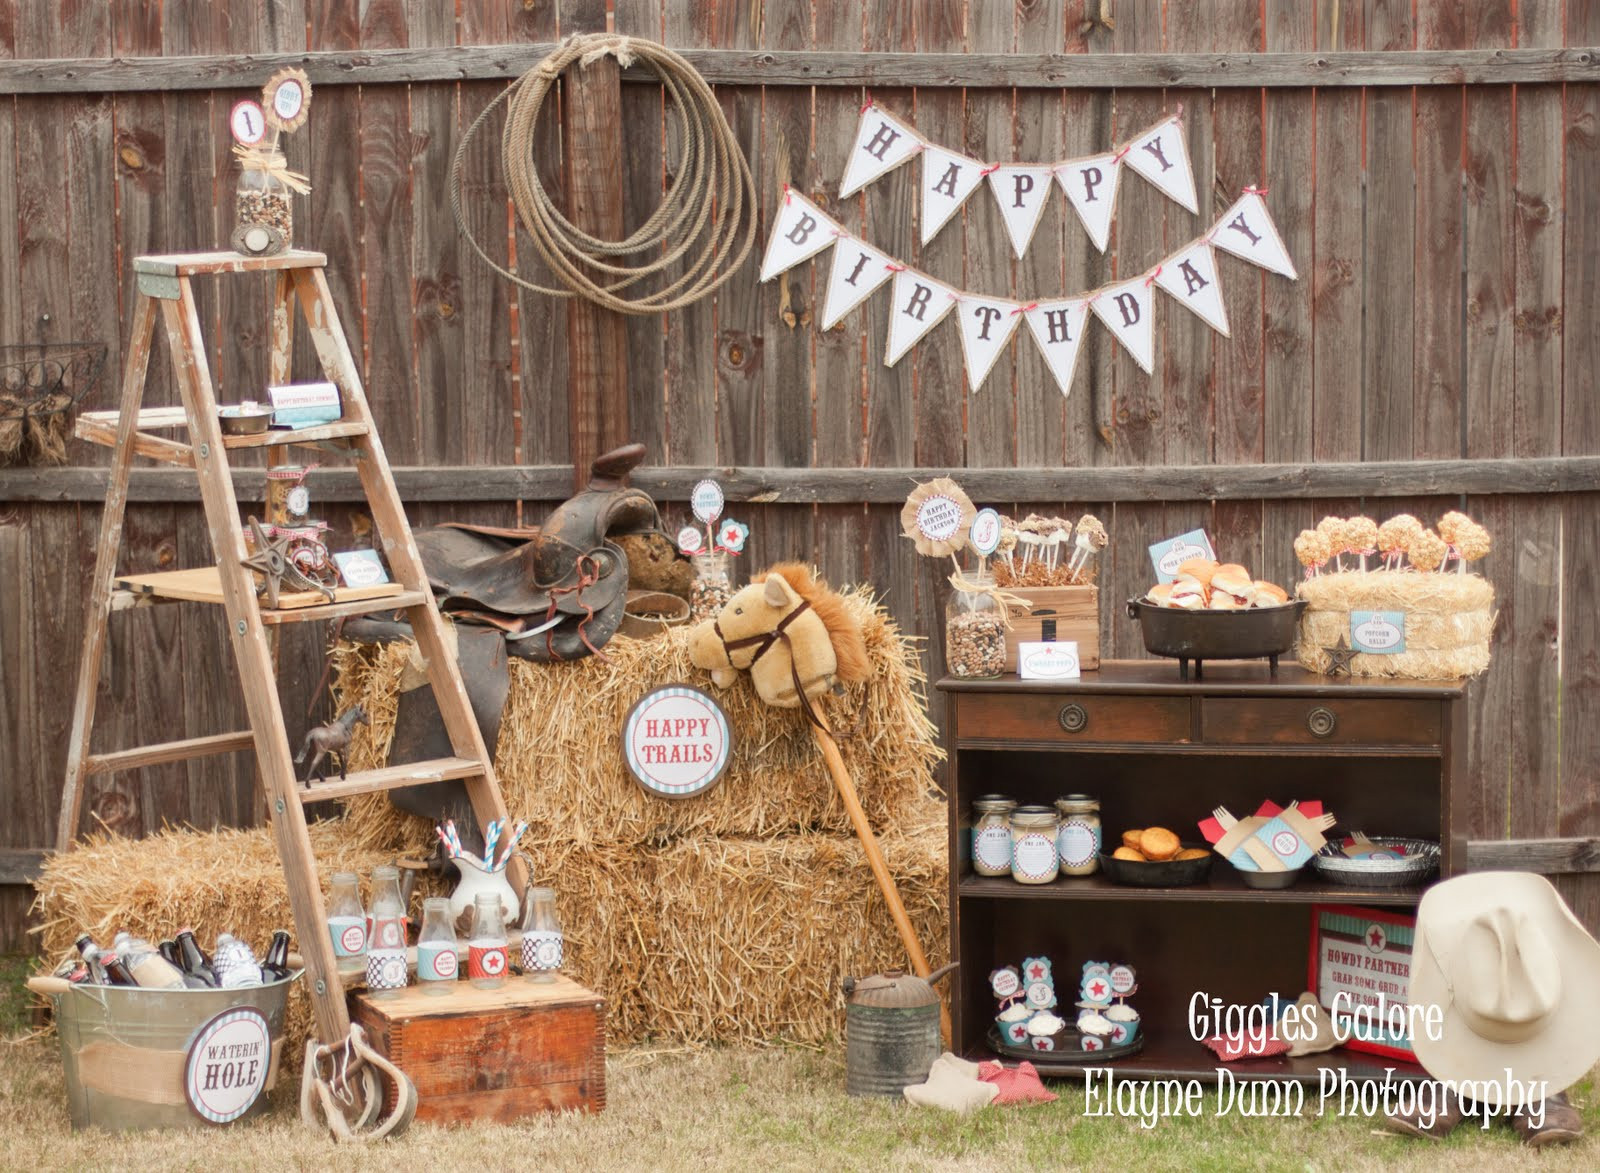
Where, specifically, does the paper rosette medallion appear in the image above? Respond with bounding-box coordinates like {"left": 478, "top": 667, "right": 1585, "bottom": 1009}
{"left": 901, "top": 477, "right": 975, "bottom": 557}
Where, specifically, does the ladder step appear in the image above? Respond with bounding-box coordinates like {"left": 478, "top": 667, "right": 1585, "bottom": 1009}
{"left": 222, "top": 421, "right": 368, "bottom": 451}
{"left": 115, "top": 567, "right": 412, "bottom": 616}
{"left": 298, "top": 757, "right": 486, "bottom": 804}
{"left": 260, "top": 590, "right": 429, "bottom": 625}
{"left": 75, "top": 414, "right": 195, "bottom": 466}
{"left": 87, "top": 730, "right": 256, "bottom": 774}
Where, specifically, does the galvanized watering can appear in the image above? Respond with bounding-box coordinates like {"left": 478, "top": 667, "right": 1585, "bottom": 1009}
{"left": 841, "top": 962, "right": 957, "bottom": 1096}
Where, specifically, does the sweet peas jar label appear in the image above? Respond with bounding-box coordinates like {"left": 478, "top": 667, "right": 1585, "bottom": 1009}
{"left": 1058, "top": 820, "right": 1099, "bottom": 868}
{"left": 973, "top": 825, "right": 1012, "bottom": 872}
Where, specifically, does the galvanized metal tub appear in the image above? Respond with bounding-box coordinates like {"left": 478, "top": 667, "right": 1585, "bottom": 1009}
{"left": 47, "top": 974, "right": 298, "bottom": 1131}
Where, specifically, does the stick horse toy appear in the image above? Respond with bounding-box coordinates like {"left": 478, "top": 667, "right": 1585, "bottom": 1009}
{"left": 689, "top": 564, "right": 948, "bottom": 1039}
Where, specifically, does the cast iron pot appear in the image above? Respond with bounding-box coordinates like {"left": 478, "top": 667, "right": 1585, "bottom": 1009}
{"left": 1126, "top": 597, "right": 1307, "bottom": 680}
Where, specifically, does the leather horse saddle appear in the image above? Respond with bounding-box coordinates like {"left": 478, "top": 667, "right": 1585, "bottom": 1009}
{"left": 341, "top": 443, "right": 664, "bottom": 848}
{"left": 413, "top": 442, "right": 662, "bottom": 662}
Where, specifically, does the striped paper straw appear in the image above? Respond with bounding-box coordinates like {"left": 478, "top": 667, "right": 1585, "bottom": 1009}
{"left": 483, "top": 820, "right": 501, "bottom": 872}
{"left": 498, "top": 821, "right": 527, "bottom": 870}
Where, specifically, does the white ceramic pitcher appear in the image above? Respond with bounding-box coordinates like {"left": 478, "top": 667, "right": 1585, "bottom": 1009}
{"left": 448, "top": 856, "right": 520, "bottom": 930}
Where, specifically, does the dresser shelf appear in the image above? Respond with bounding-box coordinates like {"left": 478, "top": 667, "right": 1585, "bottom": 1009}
{"left": 939, "top": 661, "right": 1467, "bottom": 1083}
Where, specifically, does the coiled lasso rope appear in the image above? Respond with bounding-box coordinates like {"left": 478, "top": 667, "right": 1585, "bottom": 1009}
{"left": 451, "top": 33, "right": 756, "bottom": 315}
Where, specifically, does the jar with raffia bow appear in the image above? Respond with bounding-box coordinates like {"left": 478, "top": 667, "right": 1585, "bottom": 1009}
{"left": 231, "top": 145, "right": 311, "bottom": 257}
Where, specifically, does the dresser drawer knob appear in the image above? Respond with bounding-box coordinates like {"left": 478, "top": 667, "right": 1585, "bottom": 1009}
{"left": 1059, "top": 703, "right": 1089, "bottom": 733}
{"left": 1307, "top": 707, "right": 1338, "bottom": 738}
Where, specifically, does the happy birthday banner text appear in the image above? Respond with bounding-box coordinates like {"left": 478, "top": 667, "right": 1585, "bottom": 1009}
{"left": 760, "top": 186, "right": 1299, "bottom": 396}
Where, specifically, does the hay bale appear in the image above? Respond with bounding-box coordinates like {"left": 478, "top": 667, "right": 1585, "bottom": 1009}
{"left": 528, "top": 800, "right": 948, "bottom": 1045}
{"left": 33, "top": 819, "right": 402, "bottom": 1070}
{"left": 1295, "top": 570, "right": 1495, "bottom": 678}
{"left": 34, "top": 806, "right": 949, "bottom": 1057}
{"left": 332, "top": 586, "right": 944, "bottom": 851}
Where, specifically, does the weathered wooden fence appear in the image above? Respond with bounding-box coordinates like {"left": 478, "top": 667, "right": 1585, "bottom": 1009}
{"left": 2, "top": 0, "right": 1598, "bottom": 948}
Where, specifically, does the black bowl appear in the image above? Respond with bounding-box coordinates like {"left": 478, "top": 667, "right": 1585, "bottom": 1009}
{"left": 1098, "top": 846, "right": 1214, "bottom": 887}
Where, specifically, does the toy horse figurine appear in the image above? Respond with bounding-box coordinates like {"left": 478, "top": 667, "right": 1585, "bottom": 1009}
{"left": 688, "top": 565, "right": 943, "bottom": 1039}
{"left": 687, "top": 563, "right": 871, "bottom": 718}
{"left": 295, "top": 704, "right": 370, "bottom": 783}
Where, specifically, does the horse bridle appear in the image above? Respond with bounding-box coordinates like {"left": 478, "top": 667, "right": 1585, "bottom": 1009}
{"left": 713, "top": 598, "right": 828, "bottom": 731}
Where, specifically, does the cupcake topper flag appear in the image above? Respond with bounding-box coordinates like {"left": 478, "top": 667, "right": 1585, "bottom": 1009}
{"left": 681, "top": 478, "right": 749, "bottom": 558}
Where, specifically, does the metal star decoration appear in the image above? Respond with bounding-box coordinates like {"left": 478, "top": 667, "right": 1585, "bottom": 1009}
{"left": 241, "top": 516, "right": 334, "bottom": 609}
{"left": 1321, "top": 634, "right": 1359, "bottom": 676}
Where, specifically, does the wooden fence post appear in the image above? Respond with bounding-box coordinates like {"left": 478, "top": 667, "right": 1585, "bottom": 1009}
{"left": 561, "top": 55, "right": 631, "bottom": 490}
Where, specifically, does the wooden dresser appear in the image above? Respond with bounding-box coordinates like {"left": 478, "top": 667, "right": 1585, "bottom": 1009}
{"left": 939, "top": 661, "right": 1466, "bottom": 1081}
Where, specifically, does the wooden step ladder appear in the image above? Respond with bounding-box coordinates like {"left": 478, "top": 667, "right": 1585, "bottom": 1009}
{"left": 57, "top": 249, "right": 523, "bottom": 1044}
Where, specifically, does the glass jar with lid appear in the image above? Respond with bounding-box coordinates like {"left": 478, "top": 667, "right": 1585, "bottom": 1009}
{"left": 1054, "top": 794, "right": 1102, "bottom": 876}
{"left": 689, "top": 551, "right": 733, "bottom": 621}
{"left": 233, "top": 154, "right": 294, "bottom": 256}
{"left": 945, "top": 568, "right": 1007, "bottom": 679}
{"left": 1009, "top": 805, "right": 1060, "bottom": 884}
{"left": 970, "top": 795, "right": 1016, "bottom": 877}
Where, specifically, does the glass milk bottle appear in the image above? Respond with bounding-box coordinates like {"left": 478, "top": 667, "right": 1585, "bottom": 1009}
{"left": 520, "top": 887, "right": 564, "bottom": 983}
{"left": 416, "top": 897, "right": 459, "bottom": 996}
{"left": 365, "top": 865, "right": 409, "bottom": 998}
{"left": 325, "top": 871, "right": 367, "bottom": 980}
{"left": 468, "top": 892, "right": 509, "bottom": 989}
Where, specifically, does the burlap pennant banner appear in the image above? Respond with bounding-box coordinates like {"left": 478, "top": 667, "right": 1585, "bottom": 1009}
{"left": 839, "top": 101, "right": 1197, "bottom": 254}
{"left": 758, "top": 185, "right": 1298, "bottom": 396}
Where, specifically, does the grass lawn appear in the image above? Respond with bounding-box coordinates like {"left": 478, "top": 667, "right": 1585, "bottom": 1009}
{"left": 4, "top": 958, "right": 1597, "bottom": 1171}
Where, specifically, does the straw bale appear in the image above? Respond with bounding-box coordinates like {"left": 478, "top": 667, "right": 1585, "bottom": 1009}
{"left": 331, "top": 586, "right": 944, "bottom": 851}
{"left": 33, "top": 818, "right": 401, "bottom": 1070}
{"left": 534, "top": 799, "right": 949, "bottom": 1045}
{"left": 1295, "top": 570, "right": 1495, "bottom": 678}
{"left": 33, "top": 805, "right": 949, "bottom": 1059}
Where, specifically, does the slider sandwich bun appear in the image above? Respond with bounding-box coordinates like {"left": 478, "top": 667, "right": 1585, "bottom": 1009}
{"left": 1207, "top": 592, "right": 1248, "bottom": 610}
{"left": 1168, "top": 579, "right": 1208, "bottom": 610}
{"left": 1146, "top": 582, "right": 1176, "bottom": 606}
{"left": 1251, "top": 580, "right": 1289, "bottom": 607}
{"left": 1176, "top": 557, "right": 1220, "bottom": 586}
{"left": 1210, "top": 563, "right": 1253, "bottom": 597}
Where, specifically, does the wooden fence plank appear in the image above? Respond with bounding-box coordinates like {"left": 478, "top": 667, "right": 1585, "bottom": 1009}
{"left": 754, "top": 0, "right": 815, "bottom": 565}
{"left": 1361, "top": 0, "right": 1415, "bottom": 462}
{"left": 860, "top": 6, "right": 917, "bottom": 636}
{"left": 9, "top": 453, "right": 1600, "bottom": 505}
{"left": 1459, "top": 2, "right": 1517, "bottom": 854}
{"left": 811, "top": 0, "right": 868, "bottom": 591}
{"left": 710, "top": 7, "right": 763, "bottom": 474}
{"left": 614, "top": 0, "right": 667, "bottom": 468}
{"left": 662, "top": 2, "right": 718, "bottom": 470}
{"left": 460, "top": 4, "right": 533, "bottom": 477}
{"left": 5, "top": 46, "right": 1600, "bottom": 94}
{"left": 1413, "top": 0, "right": 1466, "bottom": 462}
{"left": 1013, "top": 1, "right": 1068, "bottom": 469}
{"left": 1561, "top": 0, "right": 1600, "bottom": 904}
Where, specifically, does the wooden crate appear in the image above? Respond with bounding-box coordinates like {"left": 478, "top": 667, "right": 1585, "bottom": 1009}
{"left": 1002, "top": 586, "right": 1100, "bottom": 673}
{"left": 350, "top": 976, "right": 606, "bottom": 1123}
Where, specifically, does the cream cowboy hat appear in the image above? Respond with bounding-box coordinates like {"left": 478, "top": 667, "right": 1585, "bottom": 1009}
{"left": 1410, "top": 871, "right": 1600, "bottom": 1101}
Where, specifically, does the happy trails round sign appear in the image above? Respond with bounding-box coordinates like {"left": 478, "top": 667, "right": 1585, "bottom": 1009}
{"left": 623, "top": 684, "right": 734, "bottom": 800}
{"left": 184, "top": 1006, "right": 272, "bottom": 1124}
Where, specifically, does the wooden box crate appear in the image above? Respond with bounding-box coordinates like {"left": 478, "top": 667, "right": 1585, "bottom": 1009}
{"left": 351, "top": 975, "right": 606, "bottom": 1123}
{"left": 1002, "top": 586, "right": 1100, "bottom": 673}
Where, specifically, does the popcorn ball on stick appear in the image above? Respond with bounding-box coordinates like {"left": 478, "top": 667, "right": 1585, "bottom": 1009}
{"left": 1294, "top": 529, "right": 1331, "bottom": 579}
{"left": 1345, "top": 516, "right": 1379, "bottom": 573}
{"left": 1406, "top": 528, "right": 1448, "bottom": 573}
{"left": 1316, "top": 516, "right": 1348, "bottom": 572}
{"left": 1376, "top": 514, "right": 1423, "bottom": 571}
